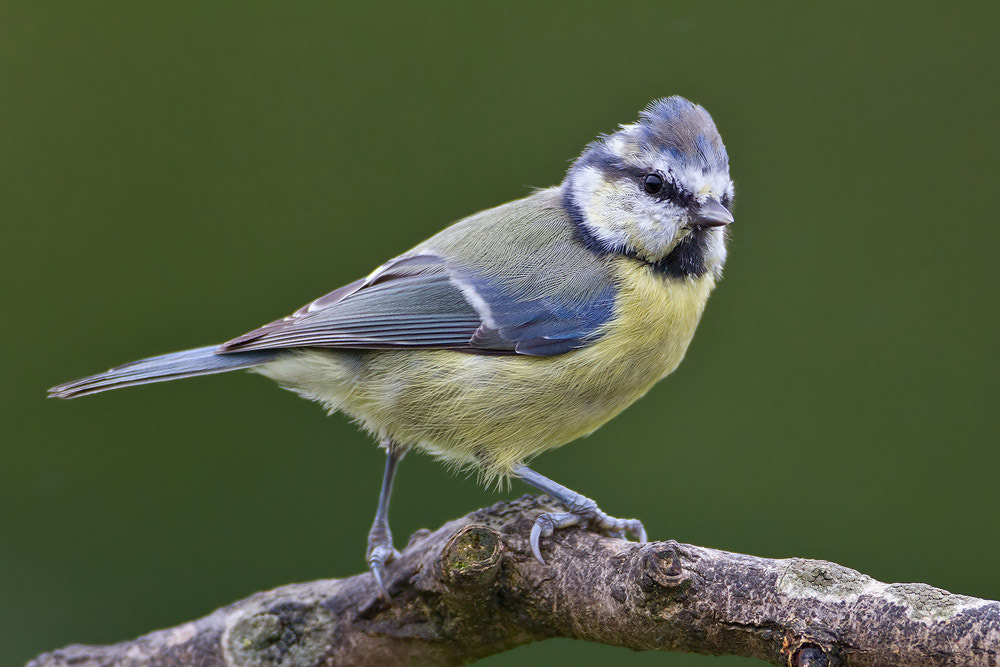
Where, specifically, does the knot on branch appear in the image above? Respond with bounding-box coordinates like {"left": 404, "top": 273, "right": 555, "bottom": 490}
{"left": 638, "top": 540, "right": 688, "bottom": 591}
{"left": 782, "top": 634, "right": 837, "bottom": 667}
{"left": 436, "top": 524, "right": 503, "bottom": 591}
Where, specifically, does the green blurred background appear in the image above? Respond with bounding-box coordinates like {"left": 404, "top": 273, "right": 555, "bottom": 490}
{"left": 2, "top": 2, "right": 998, "bottom": 665}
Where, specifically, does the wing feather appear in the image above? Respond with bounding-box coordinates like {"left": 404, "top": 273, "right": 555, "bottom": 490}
{"left": 220, "top": 256, "right": 486, "bottom": 352}
{"left": 219, "top": 189, "right": 619, "bottom": 357}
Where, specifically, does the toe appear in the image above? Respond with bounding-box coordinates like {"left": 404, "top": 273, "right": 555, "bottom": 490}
{"left": 530, "top": 514, "right": 557, "bottom": 565}
{"left": 529, "top": 520, "right": 547, "bottom": 565}
{"left": 530, "top": 512, "right": 591, "bottom": 565}
{"left": 370, "top": 558, "right": 390, "bottom": 599}
{"left": 367, "top": 544, "right": 397, "bottom": 599}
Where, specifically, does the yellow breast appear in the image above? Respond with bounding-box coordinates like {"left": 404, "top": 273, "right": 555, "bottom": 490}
{"left": 262, "top": 258, "right": 717, "bottom": 482}
{"left": 590, "top": 258, "right": 717, "bottom": 384}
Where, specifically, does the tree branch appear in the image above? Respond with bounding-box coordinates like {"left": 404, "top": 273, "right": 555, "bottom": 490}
{"left": 29, "top": 496, "right": 1000, "bottom": 666}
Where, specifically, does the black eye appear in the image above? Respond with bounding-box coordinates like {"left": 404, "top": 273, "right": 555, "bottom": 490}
{"left": 642, "top": 173, "right": 663, "bottom": 194}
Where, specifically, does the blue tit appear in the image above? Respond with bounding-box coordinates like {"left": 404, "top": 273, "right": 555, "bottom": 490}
{"left": 50, "top": 96, "right": 735, "bottom": 595}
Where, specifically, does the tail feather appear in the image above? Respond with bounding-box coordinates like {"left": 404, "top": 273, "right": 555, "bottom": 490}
{"left": 48, "top": 345, "right": 280, "bottom": 399}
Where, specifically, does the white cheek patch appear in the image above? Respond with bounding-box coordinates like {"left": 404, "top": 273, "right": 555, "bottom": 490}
{"left": 571, "top": 166, "right": 689, "bottom": 261}
{"left": 570, "top": 166, "right": 632, "bottom": 251}
{"left": 631, "top": 196, "right": 682, "bottom": 258}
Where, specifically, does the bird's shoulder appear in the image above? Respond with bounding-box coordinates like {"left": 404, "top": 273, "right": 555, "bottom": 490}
{"left": 414, "top": 186, "right": 618, "bottom": 299}
{"left": 415, "top": 186, "right": 604, "bottom": 266}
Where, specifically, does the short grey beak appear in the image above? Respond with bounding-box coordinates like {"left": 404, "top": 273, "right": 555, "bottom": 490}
{"left": 690, "top": 197, "right": 734, "bottom": 227}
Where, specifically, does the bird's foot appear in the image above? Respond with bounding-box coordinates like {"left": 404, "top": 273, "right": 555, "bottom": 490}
{"left": 530, "top": 497, "right": 647, "bottom": 565}
{"left": 367, "top": 527, "right": 401, "bottom": 599}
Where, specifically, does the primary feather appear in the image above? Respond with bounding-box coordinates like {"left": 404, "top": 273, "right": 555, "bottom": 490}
{"left": 48, "top": 346, "right": 279, "bottom": 399}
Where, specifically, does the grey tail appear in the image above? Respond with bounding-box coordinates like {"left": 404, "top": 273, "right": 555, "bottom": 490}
{"left": 48, "top": 345, "right": 281, "bottom": 399}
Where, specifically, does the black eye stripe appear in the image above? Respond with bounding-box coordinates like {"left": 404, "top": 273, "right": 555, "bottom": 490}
{"left": 640, "top": 171, "right": 690, "bottom": 205}
{"left": 579, "top": 150, "right": 695, "bottom": 205}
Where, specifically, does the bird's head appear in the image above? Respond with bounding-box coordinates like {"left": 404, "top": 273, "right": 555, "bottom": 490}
{"left": 564, "top": 97, "right": 734, "bottom": 279}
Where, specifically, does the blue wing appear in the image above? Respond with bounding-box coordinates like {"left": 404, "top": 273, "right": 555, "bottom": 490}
{"left": 219, "top": 253, "right": 617, "bottom": 357}
{"left": 453, "top": 262, "right": 617, "bottom": 355}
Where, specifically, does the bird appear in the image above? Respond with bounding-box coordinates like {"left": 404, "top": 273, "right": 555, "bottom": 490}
{"left": 49, "top": 96, "right": 735, "bottom": 597}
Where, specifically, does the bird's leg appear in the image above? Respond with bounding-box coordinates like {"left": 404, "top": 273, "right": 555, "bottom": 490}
{"left": 366, "top": 440, "right": 407, "bottom": 598}
{"left": 513, "top": 465, "right": 647, "bottom": 565}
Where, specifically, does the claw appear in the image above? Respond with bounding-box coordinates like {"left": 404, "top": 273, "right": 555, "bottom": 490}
{"left": 530, "top": 517, "right": 550, "bottom": 565}
{"left": 367, "top": 543, "right": 398, "bottom": 600}
{"left": 530, "top": 511, "right": 591, "bottom": 565}
{"left": 370, "top": 555, "right": 389, "bottom": 598}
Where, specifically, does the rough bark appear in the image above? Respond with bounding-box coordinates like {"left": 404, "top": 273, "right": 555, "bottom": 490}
{"left": 29, "top": 496, "right": 1000, "bottom": 666}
